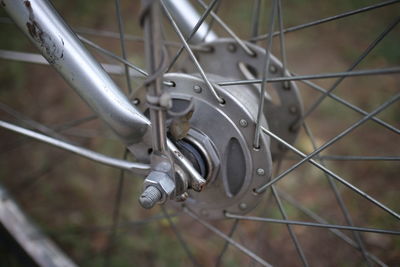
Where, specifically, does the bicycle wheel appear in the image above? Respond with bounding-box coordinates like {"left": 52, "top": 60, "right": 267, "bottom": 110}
{"left": 0, "top": 0, "right": 399, "bottom": 266}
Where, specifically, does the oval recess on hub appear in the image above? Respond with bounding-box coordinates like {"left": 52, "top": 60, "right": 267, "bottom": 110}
{"left": 223, "top": 137, "right": 246, "bottom": 197}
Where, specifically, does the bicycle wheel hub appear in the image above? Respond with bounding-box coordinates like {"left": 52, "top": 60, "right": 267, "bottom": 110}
{"left": 133, "top": 39, "right": 303, "bottom": 218}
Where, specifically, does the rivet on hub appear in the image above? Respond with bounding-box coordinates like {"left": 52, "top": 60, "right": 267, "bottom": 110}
{"left": 239, "top": 203, "right": 247, "bottom": 210}
{"left": 256, "top": 168, "right": 265, "bottom": 176}
{"left": 227, "top": 43, "right": 236, "bottom": 53}
{"left": 193, "top": 85, "right": 202, "bottom": 93}
{"left": 269, "top": 65, "right": 277, "bottom": 73}
{"left": 239, "top": 119, "right": 248, "bottom": 128}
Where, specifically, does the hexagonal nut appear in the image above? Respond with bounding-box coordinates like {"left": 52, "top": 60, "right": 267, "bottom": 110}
{"left": 186, "top": 129, "right": 221, "bottom": 183}
{"left": 143, "top": 171, "right": 175, "bottom": 203}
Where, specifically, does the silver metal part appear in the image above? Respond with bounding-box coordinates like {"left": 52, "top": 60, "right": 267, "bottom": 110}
{"left": 0, "top": 120, "right": 151, "bottom": 175}
{"left": 163, "top": 0, "right": 217, "bottom": 44}
{"left": 167, "top": 140, "right": 207, "bottom": 191}
{"left": 0, "top": 186, "right": 77, "bottom": 267}
{"left": 133, "top": 73, "right": 273, "bottom": 219}
{"left": 2, "top": 0, "right": 150, "bottom": 144}
{"left": 143, "top": 171, "right": 176, "bottom": 203}
{"left": 179, "top": 39, "right": 303, "bottom": 159}
{"left": 139, "top": 186, "right": 162, "bottom": 209}
{"left": 0, "top": 49, "right": 146, "bottom": 78}
{"left": 185, "top": 129, "right": 220, "bottom": 183}
{"left": 174, "top": 164, "right": 189, "bottom": 198}
{"left": 142, "top": 0, "right": 169, "bottom": 153}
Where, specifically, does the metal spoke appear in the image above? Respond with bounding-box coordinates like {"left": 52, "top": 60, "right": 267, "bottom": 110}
{"left": 161, "top": 206, "right": 199, "bottom": 267}
{"left": 302, "top": 122, "right": 371, "bottom": 265}
{"left": 166, "top": 0, "right": 220, "bottom": 72}
{"left": 9, "top": 155, "right": 67, "bottom": 196}
{"left": 160, "top": 0, "right": 224, "bottom": 104}
{"left": 298, "top": 17, "right": 400, "bottom": 125}
{"left": 314, "top": 155, "right": 400, "bottom": 161}
{"left": 114, "top": 0, "right": 133, "bottom": 94}
{"left": 0, "top": 114, "right": 98, "bottom": 156}
{"left": 184, "top": 208, "right": 273, "bottom": 267}
{"left": 0, "top": 16, "right": 208, "bottom": 51}
{"left": 250, "top": 0, "right": 262, "bottom": 42}
{"left": 225, "top": 213, "right": 400, "bottom": 235}
{"left": 257, "top": 119, "right": 400, "bottom": 221}
{"left": 299, "top": 79, "right": 400, "bottom": 135}
{"left": 257, "top": 93, "right": 400, "bottom": 195}
{"left": 201, "top": 0, "right": 222, "bottom": 42}
{"left": 0, "top": 102, "right": 70, "bottom": 143}
{"left": 251, "top": 0, "right": 399, "bottom": 41}
{"left": 103, "top": 150, "right": 128, "bottom": 267}
{"left": 78, "top": 35, "right": 149, "bottom": 77}
{"left": 215, "top": 219, "right": 239, "bottom": 267}
{"left": 277, "top": 0, "right": 288, "bottom": 77}
{"left": 0, "top": 49, "right": 143, "bottom": 79}
{"left": 277, "top": 190, "right": 387, "bottom": 267}
{"left": 52, "top": 114, "right": 98, "bottom": 132}
{"left": 217, "top": 67, "right": 400, "bottom": 86}
{"left": 195, "top": 0, "right": 255, "bottom": 56}
{"left": 253, "top": 0, "right": 277, "bottom": 148}
{"left": 271, "top": 185, "right": 309, "bottom": 266}
{"left": 56, "top": 212, "right": 182, "bottom": 236}
{"left": 0, "top": 120, "right": 151, "bottom": 175}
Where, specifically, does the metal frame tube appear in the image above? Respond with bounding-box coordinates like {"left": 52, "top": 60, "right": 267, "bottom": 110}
{"left": 1, "top": 0, "right": 205, "bottom": 188}
{"left": 2, "top": 0, "right": 150, "bottom": 144}
{"left": 163, "top": 0, "right": 217, "bottom": 44}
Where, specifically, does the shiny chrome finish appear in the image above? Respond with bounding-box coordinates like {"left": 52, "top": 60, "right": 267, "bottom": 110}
{"left": 2, "top": 0, "right": 150, "bottom": 144}
{"left": 163, "top": 0, "right": 217, "bottom": 44}
{"left": 177, "top": 39, "right": 303, "bottom": 159}
{"left": 0, "top": 49, "right": 145, "bottom": 78}
{"left": 133, "top": 73, "right": 273, "bottom": 219}
{"left": 167, "top": 140, "right": 207, "bottom": 191}
{"left": 0, "top": 120, "right": 151, "bottom": 175}
{"left": 142, "top": 0, "right": 169, "bottom": 153}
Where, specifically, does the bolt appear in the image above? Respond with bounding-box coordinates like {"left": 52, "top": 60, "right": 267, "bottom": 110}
{"left": 239, "top": 203, "right": 247, "bottom": 210}
{"left": 139, "top": 186, "right": 162, "bottom": 209}
{"left": 193, "top": 85, "right": 202, "bottom": 93}
{"left": 256, "top": 168, "right": 265, "bottom": 176}
{"left": 227, "top": 43, "right": 236, "bottom": 53}
{"left": 269, "top": 65, "right": 277, "bottom": 73}
{"left": 239, "top": 119, "right": 248, "bottom": 128}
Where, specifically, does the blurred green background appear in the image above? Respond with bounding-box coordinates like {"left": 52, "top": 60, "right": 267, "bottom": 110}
{"left": 0, "top": 0, "right": 399, "bottom": 266}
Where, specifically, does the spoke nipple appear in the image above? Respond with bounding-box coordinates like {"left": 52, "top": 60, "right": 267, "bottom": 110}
{"left": 193, "top": 85, "right": 202, "bottom": 93}
{"left": 139, "top": 186, "right": 162, "bottom": 209}
{"left": 239, "top": 119, "right": 248, "bottom": 128}
{"left": 269, "top": 65, "right": 277, "bottom": 73}
{"left": 256, "top": 168, "right": 265, "bottom": 176}
{"left": 227, "top": 43, "right": 236, "bottom": 53}
{"left": 283, "top": 80, "right": 291, "bottom": 90}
